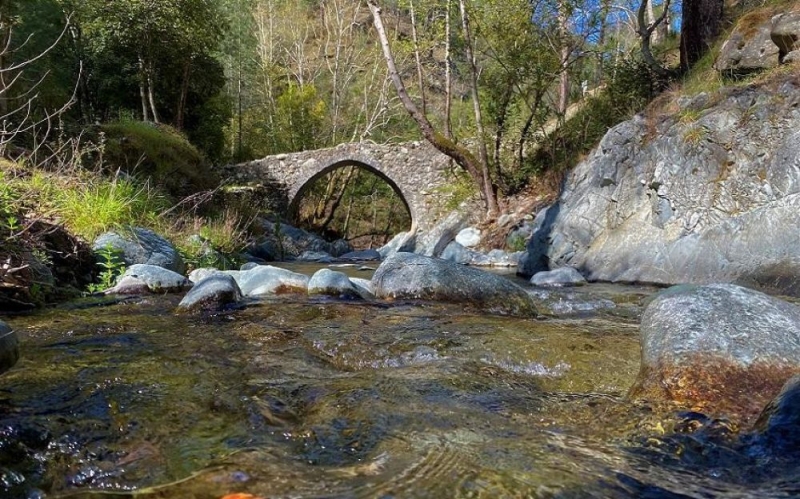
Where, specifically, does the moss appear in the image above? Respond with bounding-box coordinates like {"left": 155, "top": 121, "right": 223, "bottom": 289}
{"left": 101, "top": 121, "right": 220, "bottom": 199}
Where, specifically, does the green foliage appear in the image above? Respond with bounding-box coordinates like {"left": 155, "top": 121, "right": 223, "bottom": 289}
{"left": 101, "top": 121, "right": 219, "bottom": 198}
{"left": 86, "top": 245, "right": 126, "bottom": 294}
{"left": 506, "top": 233, "right": 527, "bottom": 252}
{"left": 274, "top": 84, "right": 328, "bottom": 153}
{"left": 57, "top": 174, "right": 168, "bottom": 241}
{"left": 0, "top": 171, "right": 20, "bottom": 237}
{"left": 435, "top": 172, "right": 478, "bottom": 212}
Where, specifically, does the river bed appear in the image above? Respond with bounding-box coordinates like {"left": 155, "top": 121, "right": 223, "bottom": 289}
{"left": 1, "top": 273, "right": 798, "bottom": 498}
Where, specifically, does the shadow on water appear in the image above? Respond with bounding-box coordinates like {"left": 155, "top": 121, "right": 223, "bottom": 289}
{"left": 0, "top": 293, "right": 798, "bottom": 498}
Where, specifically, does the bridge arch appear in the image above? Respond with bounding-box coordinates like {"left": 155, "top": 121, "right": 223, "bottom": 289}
{"left": 288, "top": 158, "right": 415, "bottom": 232}
{"left": 225, "top": 141, "right": 456, "bottom": 235}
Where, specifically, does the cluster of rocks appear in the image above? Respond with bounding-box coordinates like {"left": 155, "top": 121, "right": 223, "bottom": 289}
{"left": 715, "top": 10, "right": 800, "bottom": 76}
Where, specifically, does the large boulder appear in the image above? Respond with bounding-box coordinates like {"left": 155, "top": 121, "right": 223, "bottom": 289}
{"left": 372, "top": 252, "right": 537, "bottom": 316}
{"left": 94, "top": 228, "right": 185, "bottom": 274}
{"left": 0, "top": 321, "right": 19, "bottom": 375}
{"left": 455, "top": 227, "right": 481, "bottom": 248}
{"left": 517, "top": 78, "right": 800, "bottom": 297}
{"left": 106, "top": 264, "right": 191, "bottom": 294}
{"left": 629, "top": 284, "right": 800, "bottom": 423}
{"left": 178, "top": 274, "right": 244, "bottom": 311}
{"left": 308, "top": 269, "right": 362, "bottom": 299}
{"left": 236, "top": 265, "right": 309, "bottom": 296}
{"left": 378, "top": 231, "right": 416, "bottom": 259}
{"left": 715, "top": 14, "right": 780, "bottom": 76}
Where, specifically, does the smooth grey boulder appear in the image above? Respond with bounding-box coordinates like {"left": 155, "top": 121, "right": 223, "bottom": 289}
{"left": 715, "top": 20, "right": 779, "bottom": 75}
{"left": 630, "top": 284, "right": 800, "bottom": 423}
{"left": 372, "top": 252, "right": 537, "bottom": 316}
{"left": 236, "top": 265, "right": 309, "bottom": 296}
{"left": 339, "top": 249, "right": 381, "bottom": 261}
{"left": 178, "top": 274, "right": 243, "bottom": 311}
{"left": 189, "top": 267, "right": 235, "bottom": 284}
{"left": 330, "top": 239, "right": 353, "bottom": 257}
{"left": 0, "top": 320, "right": 19, "bottom": 375}
{"left": 308, "top": 269, "right": 361, "bottom": 299}
{"left": 106, "top": 264, "right": 191, "bottom": 294}
{"left": 378, "top": 231, "right": 416, "bottom": 259}
{"left": 531, "top": 267, "right": 587, "bottom": 287}
{"left": 772, "top": 11, "right": 800, "bottom": 62}
{"left": 94, "top": 228, "right": 185, "bottom": 274}
{"left": 455, "top": 227, "right": 481, "bottom": 248}
{"left": 517, "top": 79, "right": 800, "bottom": 297}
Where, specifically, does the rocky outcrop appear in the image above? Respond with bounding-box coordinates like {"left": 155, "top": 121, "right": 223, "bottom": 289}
{"left": 94, "top": 228, "right": 185, "bottom": 274}
{"left": 0, "top": 320, "right": 19, "bottom": 375}
{"left": 235, "top": 265, "right": 309, "bottom": 296}
{"left": 629, "top": 284, "right": 800, "bottom": 422}
{"left": 372, "top": 252, "right": 537, "bottom": 316}
{"left": 519, "top": 77, "right": 800, "bottom": 296}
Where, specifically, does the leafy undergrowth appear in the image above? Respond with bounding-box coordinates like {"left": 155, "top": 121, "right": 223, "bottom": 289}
{"left": 0, "top": 126, "right": 256, "bottom": 308}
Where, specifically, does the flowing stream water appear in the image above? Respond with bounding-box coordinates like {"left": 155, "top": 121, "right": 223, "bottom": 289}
{"left": 1, "top": 266, "right": 800, "bottom": 498}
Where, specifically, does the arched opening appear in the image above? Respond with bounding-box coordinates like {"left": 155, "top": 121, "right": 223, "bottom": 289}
{"left": 289, "top": 161, "right": 412, "bottom": 249}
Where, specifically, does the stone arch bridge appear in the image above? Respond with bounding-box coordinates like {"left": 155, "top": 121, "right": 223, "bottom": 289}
{"left": 224, "top": 141, "right": 458, "bottom": 233}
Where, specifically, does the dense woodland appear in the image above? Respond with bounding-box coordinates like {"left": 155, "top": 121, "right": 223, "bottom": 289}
{"left": 0, "top": 0, "right": 728, "bottom": 247}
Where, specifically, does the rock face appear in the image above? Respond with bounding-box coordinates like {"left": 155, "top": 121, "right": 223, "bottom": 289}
{"left": 308, "top": 269, "right": 362, "bottom": 299}
{"left": 629, "top": 284, "right": 800, "bottom": 422}
{"left": 178, "top": 275, "right": 243, "bottom": 311}
{"left": 0, "top": 320, "right": 19, "bottom": 375}
{"left": 372, "top": 252, "right": 537, "bottom": 316}
{"left": 519, "top": 77, "right": 800, "bottom": 296}
{"left": 94, "top": 228, "right": 185, "bottom": 274}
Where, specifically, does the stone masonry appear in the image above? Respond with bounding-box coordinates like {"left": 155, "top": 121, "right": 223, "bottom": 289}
{"left": 224, "top": 141, "right": 456, "bottom": 234}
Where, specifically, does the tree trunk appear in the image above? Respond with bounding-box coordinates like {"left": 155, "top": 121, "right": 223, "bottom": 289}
{"left": 146, "top": 61, "right": 160, "bottom": 123}
{"left": 138, "top": 56, "right": 150, "bottom": 121}
{"left": 557, "top": 0, "right": 570, "bottom": 116}
{"left": 409, "top": 0, "right": 426, "bottom": 116}
{"left": 176, "top": 59, "right": 191, "bottom": 130}
{"left": 458, "top": 0, "right": 498, "bottom": 215}
{"left": 637, "top": 0, "right": 671, "bottom": 77}
{"left": 680, "top": 0, "right": 723, "bottom": 71}
{"left": 646, "top": 0, "right": 661, "bottom": 45}
{"left": 444, "top": 0, "right": 453, "bottom": 139}
{"left": 368, "top": 0, "right": 498, "bottom": 216}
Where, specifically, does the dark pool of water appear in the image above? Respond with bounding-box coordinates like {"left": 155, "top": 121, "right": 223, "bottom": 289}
{"left": 1, "top": 282, "right": 799, "bottom": 498}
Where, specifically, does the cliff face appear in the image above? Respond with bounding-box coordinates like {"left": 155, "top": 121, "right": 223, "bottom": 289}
{"left": 521, "top": 75, "right": 800, "bottom": 296}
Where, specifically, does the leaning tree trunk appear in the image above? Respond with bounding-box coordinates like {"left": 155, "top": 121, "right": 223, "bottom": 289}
{"left": 367, "top": 0, "right": 498, "bottom": 216}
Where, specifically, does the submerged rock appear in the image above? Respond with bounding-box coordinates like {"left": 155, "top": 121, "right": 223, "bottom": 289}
{"left": 0, "top": 320, "right": 19, "bottom": 374}
{"left": 178, "top": 275, "right": 243, "bottom": 311}
{"left": 531, "top": 267, "right": 587, "bottom": 287}
{"left": 372, "top": 252, "right": 537, "bottom": 316}
{"left": 339, "top": 249, "right": 381, "bottom": 261}
{"left": 308, "top": 269, "right": 361, "bottom": 299}
{"left": 629, "top": 283, "right": 800, "bottom": 422}
{"left": 94, "top": 227, "right": 185, "bottom": 274}
{"left": 106, "top": 264, "right": 191, "bottom": 294}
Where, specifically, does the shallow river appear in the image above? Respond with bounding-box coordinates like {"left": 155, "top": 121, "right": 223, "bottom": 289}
{"left": 1, "top": 267, "right": 800, "bottom": 498}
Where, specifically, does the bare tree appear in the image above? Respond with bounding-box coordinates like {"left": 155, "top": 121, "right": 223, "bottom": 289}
{"left": 368, "top": 0, "right": 499, "bottom": 216}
